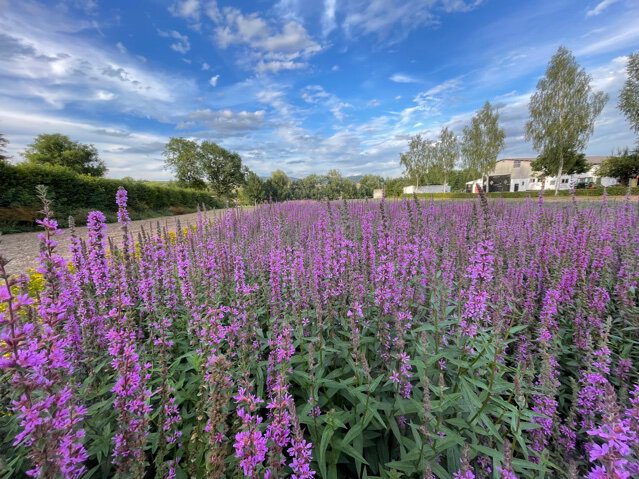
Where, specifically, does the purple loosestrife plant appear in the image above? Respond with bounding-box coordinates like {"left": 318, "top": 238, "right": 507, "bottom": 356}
{"left": 107, "top": 326, "right": 152, "bottom": 476}
{"left": 1, "top": 191, "right": 639, "bottom": 478}
{"left": 234, "top": 387, "right": 268, "bottom": 478}
{"left": 0, "top": 187, "right": 88, "bottom": 478}
{"left": 460, "top": 239, "right": 495, "bottom": 338}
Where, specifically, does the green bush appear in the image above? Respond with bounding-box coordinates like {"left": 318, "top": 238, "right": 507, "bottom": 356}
{"left": 0, "top": 162, "right": 221, "bottom": 232}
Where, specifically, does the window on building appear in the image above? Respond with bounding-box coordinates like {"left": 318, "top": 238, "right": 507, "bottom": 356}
{"left": 550, "top": 180, "right": 555, "bottom": 185}
{"left": 561, "top": 178, "right": 569, "bottom": 184}
{"left": 513, "top": 160, "right": 521, "bottom": 168}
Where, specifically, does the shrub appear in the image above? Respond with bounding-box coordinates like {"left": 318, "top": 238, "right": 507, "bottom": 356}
{"left": 0, "top": 162, "right": 221, "bottom": 231}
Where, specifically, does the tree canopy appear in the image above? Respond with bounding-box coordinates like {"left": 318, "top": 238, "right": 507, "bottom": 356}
{"left": 199, "top": 142, "right": 245, "bottom": 198}
{"left": 264, "top": 170, "right": 292, "bottom": 202}
{"left": 460, "top": 101, "right": 505, "bottom": 183}
{"left": 531, "top": 147, "right": 590, "bottom": 177}
{"left": 0, "top": 134, "right": 9, "bottom": 163}
{"left": 525, "top": 46, "right": 608, "bottom": 194}
{"left": 23, "top": 133, "right": 107, "bottom": 177}
{"left": 163, "top": 138, "right": 207, "bottom": 190}
{"left": 242, "top": 170, "right": 266, "bottom": 204}
{"left": 163, "top": 138, "right": 245, "bottom": 198}
{"left": 432, "top": 126, "right": 459, "bottom": 185}
{"left": 619, "top": 52, "right": 639, "bottom": 140}
{"left": 598, "top": 149, "right": 639, "bottom": 186}
{"left": 400, "top": 134, "right": 431, "bottom": 188}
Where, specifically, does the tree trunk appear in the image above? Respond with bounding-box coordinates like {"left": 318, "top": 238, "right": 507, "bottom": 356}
{"left": 555, "top": 152, "right": 564, "bottom": 196}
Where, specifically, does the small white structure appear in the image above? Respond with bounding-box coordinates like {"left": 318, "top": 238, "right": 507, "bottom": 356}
{"left": 373, "top": 188, "right": 384, "bottom": 199}
{"left": 403, "top": 184, "right": 451, "bottom": 195}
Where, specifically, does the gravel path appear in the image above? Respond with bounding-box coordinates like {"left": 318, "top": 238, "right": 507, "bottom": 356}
{"left": 0, "top": 209, "right": 226, "bottom": 276}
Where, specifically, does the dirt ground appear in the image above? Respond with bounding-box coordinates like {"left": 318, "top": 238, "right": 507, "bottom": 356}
{"left": 0, "top": 209, "right": 225, "bottom": 276}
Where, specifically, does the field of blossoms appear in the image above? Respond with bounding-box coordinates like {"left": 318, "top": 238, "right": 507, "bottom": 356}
{"left": 1, "top": 187, "right": 638, "bottom": 479}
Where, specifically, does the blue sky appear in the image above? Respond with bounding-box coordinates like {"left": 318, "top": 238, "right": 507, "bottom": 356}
{"left": 1, "top": 0, "right": 638, "bottom": 180}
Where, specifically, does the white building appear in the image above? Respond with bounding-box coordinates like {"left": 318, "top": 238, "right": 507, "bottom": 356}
{"left": 403, "top": 184, "right": 451, "bottom": 195}
{"left": 465, "top": 157, "right": 618, "bottom": 193}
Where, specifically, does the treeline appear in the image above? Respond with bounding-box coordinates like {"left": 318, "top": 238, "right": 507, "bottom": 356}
{"left": 237, "top": 168, "right": 477, "bottom": 204}
{"left": 398, "top": 48, "right": 639, "bottom": 192}
{"left": 0, "top": 162, "right": 220, "bottom": 233}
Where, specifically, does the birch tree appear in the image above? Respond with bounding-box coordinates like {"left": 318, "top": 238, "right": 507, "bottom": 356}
{"left": 461, "top": 101, "right": 505, "bottom": 191}
{"left": 525, "top": 46, "right": 608, "bottom": 195}
{"left": 434, "top": 126, "right": 459, "bottom": 186}
{"left": 400, "top": 134, "right": 430, "bottom": 189}
{"left": 619, "top": 52, "right": 639, "bottom": 140}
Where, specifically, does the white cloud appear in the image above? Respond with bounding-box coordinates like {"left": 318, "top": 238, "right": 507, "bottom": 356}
{"left": 202, "top": 62, "right": 210, "bottom": 70}
{"left": 0, "top": 4, "right": 197, "bottom": 122}
{"left": 575, "top": 20, "right": 639, "bottom": 56}
{"left": 322, "top": 0, "right": 337, "bottom": 36}
{"left": 95, "top": 90, "right": 115, "bottom": 101}
{"left": 301, "top": 85, "right": 352, "bottom": 121}
{"left": 368, "top": 99, "right": 381, "bottom": 107}
{"left": 214, "top": 7, "right": 322, "bottom": 73}
{"left": 209, "top": 74, "right": 220, "bottom": 87}
{"left": 423, "top": 78, "right": 461, "bottom": 96}
{"left": 331, "top": 64, "right": 339, "bottom": 71}
{"left": 301, "top": 85, "right": 331, "bottom": 103}
{"left": 170, "top": 0, "right": 201, "bottom": 20}
{"left": 205, "top": 0, "right": 221, "bottom": 22}
{"left": 256, "top": 60, "right": 306, "bottom": 73}
{"left": 342, "top": 0, "right": 482, "bottom": 44}
{"left": 116, "top": 41, "right": 127, "bottom": 54}
{"left": 586, "top": 0, "right": 619, "bottom": 17}
{"left": 330, "top": 102, "right": 352, "bottom": 121}
{"left": 390, "top": 73, "right": 420, "bottom": 83}
{"left": 178, "top": 108, "right": 266, "bottom": 135}
{"left": 158, "top": 29, "right": 191, "bottom": 54}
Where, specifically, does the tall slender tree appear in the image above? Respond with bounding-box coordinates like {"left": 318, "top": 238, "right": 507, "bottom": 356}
{"left": 619, "top": 52, "right": 639, "bottom": 141}
{"left": 0, "top": 133, "right": 9, "bottom": 163}
{"left": 400, "top": 134, "right": 430, "bottom": 189}
{"left": 525, "top": 46, "right": 608, "bottom": 194}
{"left": 434, "top": 126, "right": 459, "bottom": 186}
{"left": 461, "top": 101, "right": 506, "bottom": 191}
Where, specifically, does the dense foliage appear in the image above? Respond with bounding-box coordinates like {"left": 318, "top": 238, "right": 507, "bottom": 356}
{"left": 23, "top": 134, "right": 107, "bottom": 177}
{"left": 619, "top": 52, "right": 639, "bottom": 138}
{"left": 1, "top": 189, "right": 639, "bottom": 479}
{"left": 163, "top": 138, "right": 245, "bottom": 197}
{"left": 0, "top": 134, "right": 9, "bottom": 163}
{"left": 240, "top": 171, "right": 388, "bottom": 204}
{"left": 0, "top": 162, "right": 220, "bottom": 232}
{"left": 599, "top": 149, "right": 639, "bottom": 186}
{"left": 525, "top": 47, "right": 608, "bottom": 194}
{"left": 531, "top": 149, "right": 589, "bottom": 177}
{"left": 460, "top": 102, "right": 505, "bottom": 181}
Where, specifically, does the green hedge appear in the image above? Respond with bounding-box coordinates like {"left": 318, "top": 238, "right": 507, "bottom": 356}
{"left": 0, "top": 163, "right": 221, "bottom": 232}
{"left": 407, "top": 186, "right": 639, "bottom": 200}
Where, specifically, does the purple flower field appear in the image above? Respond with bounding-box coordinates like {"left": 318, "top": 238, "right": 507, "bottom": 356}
{"left": 1, "top": 188, "right": 638, "bottom": 479}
